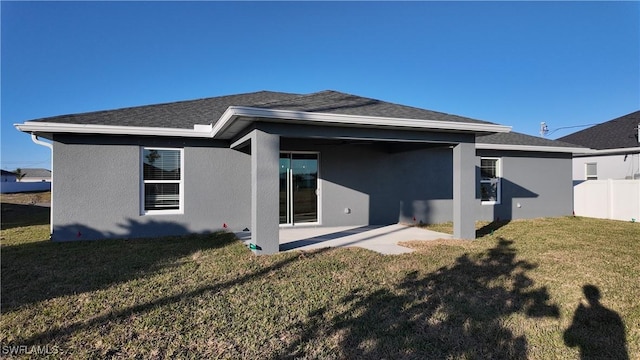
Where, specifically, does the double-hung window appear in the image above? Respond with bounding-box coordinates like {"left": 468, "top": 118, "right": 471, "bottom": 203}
{"left": 480, "top": 157, "right": 501, "bottom": 204}
{"left": 585, "top": 163, "right": 597, "bottom": 180}
{"left": 141, "top": 148, "right": 184, "bottom": 214}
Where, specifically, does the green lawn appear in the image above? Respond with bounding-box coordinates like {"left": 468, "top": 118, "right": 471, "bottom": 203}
{"left": 1, "top": 205, "right": 639, "bottom": 358}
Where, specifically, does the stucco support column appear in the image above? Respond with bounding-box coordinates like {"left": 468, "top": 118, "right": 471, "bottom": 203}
{"left": 453, "top": 141, "right": 477, "bottom": 239}
{"left": 251, "top": 129, "right": 280, "bottom": 254}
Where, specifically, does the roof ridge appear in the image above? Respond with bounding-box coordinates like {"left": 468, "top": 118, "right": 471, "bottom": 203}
{"left": 247, "top": 91, "right": 310, "bottom": 107}
{"left": 318, "top": 90, "right": 496, "bottom": 124}
{"left": 360, "top": 93, "right": 494, "bottom": 124}
{"left": 252, "top": 89, "right": 361, "bottom": 107}
{"left": 121, "top": 90, "right": 300, "bottom": 111}
{"left": 246, "top": 89, "right": 497, "bottom": 125}
{"left": 261, "top": 89, "right": 353, "bottom": 104}
{"left": 27, "top": 90, "right": 300, "bottom": 123}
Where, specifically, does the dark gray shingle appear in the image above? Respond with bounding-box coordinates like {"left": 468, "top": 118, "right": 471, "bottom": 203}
{"left": 478, "top": 131, "right": 585, "bottom": 148}
{"left": 28, "top": 91, "right": 302, "bottom": 129}
{"left": 21, "top": 168, "right": 52, "bottom": 178}
{"left": 23, "top": 89, "right": 589, "bottom": 151}
{"left": 259, "top": 90, "right": 494, "bottom": 125}
{"left": 557, "top": 110, "right": 640, "bottom": 150}
{"left": 27, "top": 90, "right": 494, "bottom": 128}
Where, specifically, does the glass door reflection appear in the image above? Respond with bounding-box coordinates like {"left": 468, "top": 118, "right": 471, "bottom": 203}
{"left": 279, "top": 153, "right": 318, "bottom": 225}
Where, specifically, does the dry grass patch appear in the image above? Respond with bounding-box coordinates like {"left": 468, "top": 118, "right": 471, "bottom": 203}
{"left": 1, "top": 191, "right": 51, "bottom": 205}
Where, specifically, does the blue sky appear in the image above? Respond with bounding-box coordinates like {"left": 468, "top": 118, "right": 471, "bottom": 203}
{"left": 2, "top": 1, "right": 639, "bottom": 171}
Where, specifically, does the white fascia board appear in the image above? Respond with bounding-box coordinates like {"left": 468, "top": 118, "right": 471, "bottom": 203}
{"left": 14, "top": 122, "right": 214, "bottom": 138}
{"left": 213, "top": 106, "right": 511, "bottom": 138}
{"left": 476, "top": 142, "right": 593, "bottom": 154}
{"left": 573, "top": 146, "right": 640, "bottom": 156}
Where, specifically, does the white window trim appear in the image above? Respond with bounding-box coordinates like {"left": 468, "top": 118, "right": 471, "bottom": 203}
{"left": 585, "top": 162, "right": 598, "bottom": 180}
{"left": 480, "top": 157, "right": 501, "bottom": 205}
{"left": 140, "top": 147, "right": 184, "bottom": 215}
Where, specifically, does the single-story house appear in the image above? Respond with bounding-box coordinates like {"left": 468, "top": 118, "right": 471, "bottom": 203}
{"left": 15, "top": 90, "right": 584, "bottom": 254}
{"left": 558, "top": 110, "right": 640, "bottom": 180}
{"left": 0, "top": 169, "right": 52, "bottom": 193}
{"left": 1, "top": 170, "right": 17, "bottom": 182}
{"left": 18, "top": 168, "right": 52, "bottom": 182}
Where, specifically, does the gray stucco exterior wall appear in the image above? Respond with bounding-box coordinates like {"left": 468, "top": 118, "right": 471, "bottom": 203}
{"left": 51, "top": 135, "right": 251, "bottom": 241}
{"left": 475, "top": 150, "right": 574, "bottom": 221}
{"left": 281, "top": 139, "right": 457, "bottom": 227}
{"left": 49, "top": 132, "right": 574, "bottom": 244}
{"left": 283, "top": 140, "right": 573, "bottom": 226}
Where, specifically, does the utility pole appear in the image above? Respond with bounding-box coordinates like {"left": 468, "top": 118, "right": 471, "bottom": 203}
{"left": 540, "top": 122, "right": 549, "bottom": 137}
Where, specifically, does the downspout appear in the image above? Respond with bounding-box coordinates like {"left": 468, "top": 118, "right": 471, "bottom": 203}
{"left": 30, "top": 133, "right": 53, "bottom": 236}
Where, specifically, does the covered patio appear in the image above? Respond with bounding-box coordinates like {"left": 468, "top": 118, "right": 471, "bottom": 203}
{"left": 217, "top": 95, "right": 509, "bottom": 255}
{"left": 236, "top": 224, "right": 452, "bottom": 255}
{"left": 278, "top": 224, "right": 452, "bottom": 254}
{"left": 230, "top": 123, "right": 482, "bottom": 255}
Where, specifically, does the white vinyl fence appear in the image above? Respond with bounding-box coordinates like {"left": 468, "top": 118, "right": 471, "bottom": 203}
{"left": 574, "top": 180, "right": 640, "bottom": 222}
{"left": 0, "top": 181, "right": 51, "bottom": 194}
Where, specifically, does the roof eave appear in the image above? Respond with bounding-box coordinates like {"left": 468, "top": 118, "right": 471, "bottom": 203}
{"left": 14, "top": 122, "right": 214, "bottom": 138}
{"left": 15, "top": 106, "right": 512, "bottom": 140}
{"left": 212, "top": 106, "right": 511, "bottom": 139}
{"left": 476, "top": 143, "right": 593, "bottom": 154}
{"left": 572, "top": 146, "right": 640, "bottom": 156}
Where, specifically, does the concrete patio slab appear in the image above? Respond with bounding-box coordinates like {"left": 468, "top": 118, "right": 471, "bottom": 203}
{"left": 278, "top": 224, "right": 453, "bottom": 255}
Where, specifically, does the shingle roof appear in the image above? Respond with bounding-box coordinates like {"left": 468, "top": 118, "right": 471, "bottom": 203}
{"left": 478, "top": 131, "right": 584, "bottom": 148}
{"left": 21, "top": 168, "right": 52, "bottom": 178}
{"left": 27, "top": 90, "right": 493, "bottom": 128}
{"left": 258, "top": 90, "right": 494, "bottom": 125}
{"left": 28, "top": 91, "right": 301, "bottom": 129}
{"left": 1, "top": 170, "right": 16, "bottom": 176}
{"left": 557, "top": 110, "right": 640, "bottom": 150}
{"left": 23, "top": 89, "right": 581, "bottom": 150}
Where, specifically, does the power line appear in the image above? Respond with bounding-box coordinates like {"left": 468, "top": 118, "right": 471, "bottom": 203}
{"left": 540, "top": 122, "right": 599, "bottom": 137}
{"left": 1, "top": 160, "right": 50, "bottom": 165}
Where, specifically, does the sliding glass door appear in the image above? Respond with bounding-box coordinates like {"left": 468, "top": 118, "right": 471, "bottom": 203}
{"left": 279, "top": 153, "right": 319, "bottom": 225}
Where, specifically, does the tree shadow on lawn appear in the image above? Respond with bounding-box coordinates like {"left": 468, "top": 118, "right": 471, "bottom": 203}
{"left": 7, "top": 247, "right": 330, "bottom": 349}
{"left": 1, "top": 222, "right": 238, "bottom": 312}
{"left": 476, "top": 220, "right": 510, "bottom": 238}
{"left": 279, "top": 238, "right": 560, "bottom": 359}
{"left": 1, "top": 203, "right": 50, "bottom": 229}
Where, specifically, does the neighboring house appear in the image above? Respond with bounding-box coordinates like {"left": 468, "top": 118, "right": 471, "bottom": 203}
{"left": 558, "top": 110, "right": 640, "bottom": 222}
{"left": 14, "top": 90, "right": 584, "bottom": 253}
{"left": 20, "top": 168, "right": 52, "bottom": 182}
{"left": 0, "top": 169, "right": 51, "bottom": 194}
{"left": 1, "top": 170, "right": 17, "bottom": 182}
{"left": 558, "top": 110, "right": 640, "bottom": 180}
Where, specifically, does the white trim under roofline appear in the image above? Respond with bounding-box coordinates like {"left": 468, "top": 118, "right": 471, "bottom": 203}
{"left": 213, "top": 106, "right": 512, "bottom": 138}
{"left": 476, "top": 142, "right": 594, "bottom": 154}
{"left": 14, "top": 122, "right": 214, "bottom": 138}
{"left": 572, "top": 146, "right": 640, "bottom": 157}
